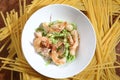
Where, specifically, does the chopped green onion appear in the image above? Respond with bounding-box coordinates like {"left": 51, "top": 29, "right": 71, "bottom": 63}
{"left": 36, "top": 27, "right": 44, "bottom": 32}
{"left": 35, "top": 24, "right": 47, "bottom": 36}
{"left": 42, "top": 31, "right": 47, "bottom": 36}
{"left": 50, "top": 37, "right": 58, "bottom": 44}
{"left": 57, "top": 46, "right": 62, "bottom": 51}
{"left": 45, "top": 59, "right": 52, "bottom": 66}
{"left": 67, "top": 54, "right": 76, "bottom": 62}
{"left": 71, "top": 23, "right": 77, "bottom": 30}
{"left": 65, "top": 43, "right": 70, "bottom": 48}
{"left": 64, "top": 49, "right": 69, "bottom": 57}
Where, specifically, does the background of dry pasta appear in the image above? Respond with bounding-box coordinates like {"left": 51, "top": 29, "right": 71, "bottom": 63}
{"left": 0, "top": 0, "right": 120, "bottom": 80}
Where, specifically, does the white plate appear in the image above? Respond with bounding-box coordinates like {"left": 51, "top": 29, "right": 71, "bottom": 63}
{"left": 21, "top": 4, "right": 96, "bottom": 79}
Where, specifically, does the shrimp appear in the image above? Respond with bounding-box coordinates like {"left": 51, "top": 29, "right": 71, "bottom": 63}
{"left": 70, "top": 30, "right": 79, "bottom": 56}
{"left": 59, "top": 22, "right": 67, "bottom": 31}
{"left": 40, "top": 48, "right": 51, "bottom": 58}
{"left": 34, "top": 32, "right": 42, "bottom": 38}
{"left": 33, "top": 32, "right": 42, "bottom": 52}
{"left": 67, "top": 33, "right": 74, "bottom": 45}
{"left": 53, "top": 41, "right": 63, "bottom": 48}
{"left": 65, "top": 24, "right": 73, "bottom": 31}
{"left": 33, "top": 32, "right": 51, "bottom": 57}
{"left": 50, "top": 22, "right": 67, "bottom": 32}
{"left": 50, "top": 47, "right": 66, "bottom": 65}
{"left": 41, "top": 37, "right": 51, "bottom": 48}
{"left": 42, "top": 23, "right": 49, "bottom": 32}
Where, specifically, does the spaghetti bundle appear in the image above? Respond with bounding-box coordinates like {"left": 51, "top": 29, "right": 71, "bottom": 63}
{"left": 0, "top": 0, "right": 120, "bottom": 80}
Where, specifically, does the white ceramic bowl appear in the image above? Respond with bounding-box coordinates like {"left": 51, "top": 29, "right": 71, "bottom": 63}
{"left": 21, "top": 4, "right": 96, "bottom": 79}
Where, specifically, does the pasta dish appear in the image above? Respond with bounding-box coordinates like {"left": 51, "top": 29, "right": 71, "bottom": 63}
{"left": 33, "top": 20, "right": 79, "bottom": 65}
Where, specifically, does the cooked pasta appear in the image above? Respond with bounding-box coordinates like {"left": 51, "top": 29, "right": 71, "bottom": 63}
{"left": 33, "top": 21, "right": 79, "bottom": 65}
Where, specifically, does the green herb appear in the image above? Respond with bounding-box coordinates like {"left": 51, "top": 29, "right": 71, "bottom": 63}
{"left": 49, "top": 32, "right": 67, "bottom": 44}
{"left": 67, "top": 54, "right": 76, "bottom": 62}
{"left": 71, "top": 23, "right": 77, "bottom": 30}
{"left": 52, "top": 32, "right": 65, "bottom": 38}
{"left": 63, "top": 41, "right": 70, "bottom": 57}
{"left": 64, "top": 48, "right": 69, "bottom": 57}
{"left": 35, "top": 24, "right": 47, "bottom": 36}
{"left": 50, "top": 37, "right": 58, "bottom": 44}
{"left": 36, "top": 27, "right": 44, "bottom": 32}
{"left": 36, "top": 23, "right": 43, "bottom": 31}
{"left": 45, "top": 59, "right": 52, "bottom": 66}
{"left": 65, "top": 43, "right": 70, "bottom": 48}
{"left": 42, "top": 31, "right": 47, "bottom": 36}
{"left": 57, "top": 46, "right": 62, "bottom": 51}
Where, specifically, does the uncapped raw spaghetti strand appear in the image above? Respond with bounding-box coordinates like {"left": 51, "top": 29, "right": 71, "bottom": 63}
{"left": 6, "top": 12, "right": 21, "bottom": 58}
{"left": 1, "top": 67, "right": 22, "bottom": 73}
{"left": 112, "top": 0, "right": 120, "bottom": 11}
{"left": 51, "top": 0, "right": 64, "bottom": 4}
{"left": 103, "top": 38, "right": 119, "bottom": 63}
{"left": 27, "top": 0, "right": 44, "bottom": 13}
{"left": 7, "top": 42, "right": 16, "bottom": 55}
{"left": 102, "top": 15, "right": 120, "bottom": 44}
{"left": 11, "top": 71, "right": 13, "bottom": 80}
{"left": 102, "top": 24, "right": 120, "bottom": 61}
{"left": 0, "top": 58, "right": 42, "bottom": 77}
{"left": 20, "top": 73, "right": 22, "bottom": 80}
{"left": 0, "top": 14, "right": 21, "bottom": 37}
{"left": 84, "top": 66, "right": 120, "bottom": 71}
{"left": 18, "top": 15, "right": 29, "bottom": 59}
{"left": 0, "top": 27, "right": 9, "bottom": 41}
{"left": 2, "top": 65, "right": 41, "bottom": 77}
{"left": 9, "top": 0, "right": 25, "bottom": 59}
{"left": 27, "top": 0, "right": 85, "bottom": 16}
{"left": 109, "top": 0, "right": 113, "bottom": 26}
{"left": 61, "top": 0, "right": 76, "bottom": 6}
{"left": 100, "top": 0, "right": 108, "bottom": 34}
{"left": 0, "top": 57, "right": 16, "bottom": 63}
{"left": 27, "top": 0, "right": 62, "bottom": 14}
{"left": 86, "top": 73, "right": 96, "bottom": 80}
{"left": 23, "top": 0, "right": 28, "bottom": 25}
{"left": 23, "top": 0, "right": 26, "bottom": 13}
{"left": 103, "top": 27, "right": 120, "bottom": 62}
{"left": 1, "top": 61, "right": 32, "bottom": 71}
{"left": 31, "top": 0, "right": 40, "bottom": 4}
{"left": 115, "top": 61, "right": 120, "bottom": 66}
{"left": 105, "top": 69, "right": 112, "bottom": 80}
{"left": 116, "top": 53, "right": 120, "bottom": 57}
{"left": 86, "top": 62, "right": 116, "bottom": 69}
{"left": 16, "top": 58, "right": 28, "bottom": 65}
{"left": 85, "top": 71, "right": 96, "bottom": 79}
{"left": 106, "top": 68, "right": 119, "bottom": 80}
{"left": 0, "top": 57, "right": 28, "bottom": 69}
{"left": 6, "top": 12, "right": 12, "bottom": 33}
{"left": 0, "top": 40, "right": 14, "bottom": 71}
{"left": 19, "top": 0, "right": 23, "bottom": 17}
{"left": 0, "top": 39, "right": 10, "bottom": 52}
{"left": 92, "top": 0, "right": 102, "bottom": 33}
{"left": 82, "top": 0, "right": 119, "bottom": 79}
{"left": 2, "top": 66, "right": 39, "bottom": 77}
{"left": 22, "top": 72, "right": 49, "bottom": 80}
{"left": 73, "top": 0, "right": 85, "bottom": 11}
{"left": 0, "top": 12, "right": 7, "bottom": 27}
